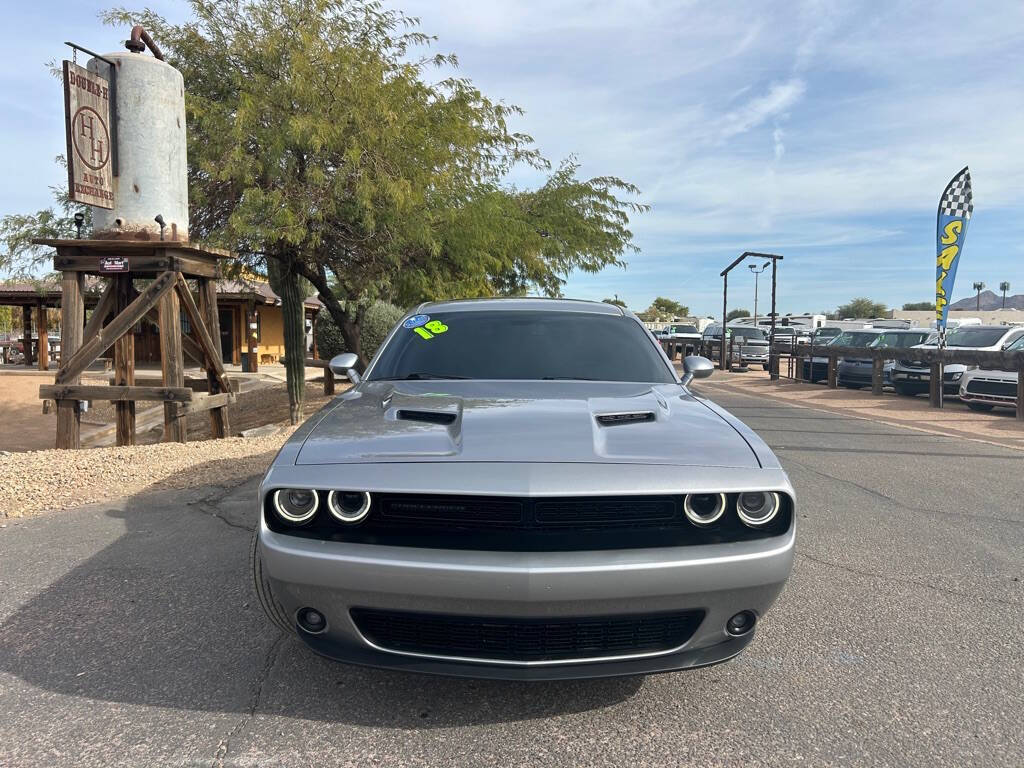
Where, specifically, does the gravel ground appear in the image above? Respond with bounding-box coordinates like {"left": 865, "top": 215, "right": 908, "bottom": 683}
{"left": 0, "top": 382, "right": 339, "bottom": 518}
{"left": 0, "top": 431, "right": 293, "bottom": 518}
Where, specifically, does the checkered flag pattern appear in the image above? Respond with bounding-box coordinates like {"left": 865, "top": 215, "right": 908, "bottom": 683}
{"left": 939, "top": 168, "right": 973, "bottom": 219}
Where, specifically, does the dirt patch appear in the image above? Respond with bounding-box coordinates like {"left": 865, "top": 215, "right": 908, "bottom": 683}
{"left": 0, "top": 382, "right": 344, "bottom": 518}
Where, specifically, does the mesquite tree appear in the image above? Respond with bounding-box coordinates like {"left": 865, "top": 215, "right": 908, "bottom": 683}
{"left": 103, "top": 0, "right": 646, "bottom": 364}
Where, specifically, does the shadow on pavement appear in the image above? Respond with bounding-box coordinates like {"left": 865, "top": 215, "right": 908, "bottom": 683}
{"left": 0, "top": 457, "right": 643, "bottom": 728}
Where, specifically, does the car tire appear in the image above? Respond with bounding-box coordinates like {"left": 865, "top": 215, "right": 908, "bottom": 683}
{"left": 893, "top": 383, "right": 914, "bottom": 397}
{"left": 966, "top": 402, "right": 994, "bottom": 412}
{"left": 250, "top": 527, "right": 293, "bottom": 634}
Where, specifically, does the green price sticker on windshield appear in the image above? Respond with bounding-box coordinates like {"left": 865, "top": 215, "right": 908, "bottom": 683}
{"left": 413, "top": 320, "right": 449, "bottom": 340}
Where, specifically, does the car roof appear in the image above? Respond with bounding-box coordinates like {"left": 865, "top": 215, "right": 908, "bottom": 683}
{"left": 414, "top": 297, "right": 625, "bottom": 316}
{"left": 951, "top": 324, "right": 1020, "bottom": 331}
{"left": 877, "top": 328, "right": 928, "bottom": 333}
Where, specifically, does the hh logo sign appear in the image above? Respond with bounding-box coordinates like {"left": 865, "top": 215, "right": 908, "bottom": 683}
{"left": 63, "top": 60, "right": 114, "bottom": 209}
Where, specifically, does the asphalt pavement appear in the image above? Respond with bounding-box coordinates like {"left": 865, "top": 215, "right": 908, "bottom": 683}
{"left": 1, "top": 382, "right": 1021, "bottom": 767}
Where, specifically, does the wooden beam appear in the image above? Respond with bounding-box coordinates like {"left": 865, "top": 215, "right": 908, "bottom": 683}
{"left": 36, "top": 303, "right": 49, "bottom": 371}
{"left": 181, "top": 391, "right": 235, "bottom": 416}
{"left": 53, "top": 251, "right": 218, "bottom": 278}
{"left": 55, "top": 272, "right": 84, "bottom": 449}
{"left": 871, "top": 358, "right": 884, "bottom": 396}
{"left": 143, "top": 306, "right": 202, "bottom": 364}
{"left": 827, "top": 357, "right": 838, "bottom": 388}
{"left": 246, "top": 304, "right": 259, "bottom": 372}
{"left": 56, "top": 270, "right": 177, "bottom": 385}
{"left": 175, "top": 274, "right": 231, "bottom": 396}
{"left": 197, "top": 277, "right": 231, "bottom": 438}
{"left": 22, "top": 305, "right": 33, "bottom": 366}
{"left": 158, "top": 284, "right": 187, "bottom": 442}
{"left": 41, "top": 385, "right": 194, "bottom": 402}
{"left": 114, "top": 274, "right": 136, "bottom": 446}
{"left": 81, "top": 278, "right": 116, "bottom": 344}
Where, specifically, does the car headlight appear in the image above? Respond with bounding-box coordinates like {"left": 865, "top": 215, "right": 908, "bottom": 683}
{"left": 272, "top": 488, "right": 320, "bottom": 524}
{"left": 327, "top": 490, "right": 371, "bottom": 523}
{"left": 951, "top": 371, "right": 962, "bottom": 380}
{"left": 684, "top": 492, "right": 727, "bottom": 526}
{"left": 736, "top": 491, "right": 780, "bottom": 527}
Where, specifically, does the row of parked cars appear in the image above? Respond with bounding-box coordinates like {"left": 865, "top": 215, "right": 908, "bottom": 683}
{"left": 801, "top": 324, "right": 1024, "bottom": 411}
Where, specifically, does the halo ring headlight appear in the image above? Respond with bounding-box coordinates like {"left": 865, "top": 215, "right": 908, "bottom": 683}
{"left": 683, "top": 492, "right": 727, "bottom": 526}
{"left": 327, "top": 490, "right": 372, "bottom": 524}
{"left": 272, "top": 488, "right": 319, "bottom": 524}
{"left": 736, "top": 491, "right": 781, "bottom": 527}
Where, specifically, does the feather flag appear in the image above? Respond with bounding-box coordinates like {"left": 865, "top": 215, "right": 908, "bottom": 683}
{"left": 935, "top": 167, "right": 973, "bottom": 332}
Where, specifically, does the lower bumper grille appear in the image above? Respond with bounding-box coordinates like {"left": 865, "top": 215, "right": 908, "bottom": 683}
{"left": 351, "top": 608, "right": 704, "bottom": 662}
{"left": 966, "top": 380, "right": 1017, "bottom": 398}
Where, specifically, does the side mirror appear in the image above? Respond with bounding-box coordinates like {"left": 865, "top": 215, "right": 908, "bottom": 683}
{"left": 681, "top": 355, "right": 714, "bottom": 387}
{"left": 329, "top": 352, "right": 361, "bottom": 384}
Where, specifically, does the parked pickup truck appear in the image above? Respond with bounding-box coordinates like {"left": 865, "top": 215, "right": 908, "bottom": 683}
{"left": 703, "top": 324, "right": 771, "bottom": 369}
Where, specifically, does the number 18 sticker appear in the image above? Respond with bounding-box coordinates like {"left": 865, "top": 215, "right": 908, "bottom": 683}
{"left": 414, "top": 320, "right": 449, "bottom": 339}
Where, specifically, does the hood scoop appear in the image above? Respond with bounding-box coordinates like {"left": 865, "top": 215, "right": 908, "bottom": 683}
{"left": 595, "top": 411, "right": 656, "bottom": 426}
{"left": 395, "top": 408, "right": 458, "bottom": 426}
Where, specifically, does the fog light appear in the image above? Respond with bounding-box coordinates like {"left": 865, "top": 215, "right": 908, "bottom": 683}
{"left": 297, "top": 607, "right": 327, "bottom": 634}
{"left": 726, "top": 610, "right": 756, "bottom": 636}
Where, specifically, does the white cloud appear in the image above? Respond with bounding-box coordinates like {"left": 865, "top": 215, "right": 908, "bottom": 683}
{"left": 718, "top": 79, "right": 806, "bottom": 141}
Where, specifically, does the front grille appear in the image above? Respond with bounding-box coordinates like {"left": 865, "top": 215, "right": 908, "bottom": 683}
{"left": 966, "top": 380, "right": 1017, "bottom": 398}
{"left": 266, "top": 493, "right": 792, "bottom": 550}
{"left": 351, "top": 608, "right": 704, "bottom": 662}
{"left": 897, "top": 360, "right": 927, "bottom": 369}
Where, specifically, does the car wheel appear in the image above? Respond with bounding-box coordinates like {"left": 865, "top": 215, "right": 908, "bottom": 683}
{"left": 966, "top": 402, "right": 994, "bottom": 412}
{"left": 893, "top": 383, "right": 914, "bottom": 397}
{"left": 250, "top": 528, "right": 293, "bottom": 634}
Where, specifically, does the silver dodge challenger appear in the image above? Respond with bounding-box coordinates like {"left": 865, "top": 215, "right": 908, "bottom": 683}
{"left": 252, "top": 298, "right": 795, "bottom": 679}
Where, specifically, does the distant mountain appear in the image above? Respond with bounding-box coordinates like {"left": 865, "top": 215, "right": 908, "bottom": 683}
{"left": 947, "top": 290, "right": 1024, "bottom": 311}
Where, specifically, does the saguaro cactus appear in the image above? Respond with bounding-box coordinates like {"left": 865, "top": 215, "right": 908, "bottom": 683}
{"left": 268, "top": 258, "right": 311, "bottom": 424}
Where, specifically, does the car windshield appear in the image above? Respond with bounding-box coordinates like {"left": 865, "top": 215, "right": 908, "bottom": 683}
{"left": 945, "top": 328, "right": 1010, "bottom": 347}
{"left": 815, "top": 328, "right": 841, "bottom": 339}
{"left": 670, "top": 325, "right": 698, "bottom": 334}
{"left": 872, "top": 331, "right": 930, "bottom": 348}
{"left": 832, "top": 331, "right": 879, "bottom": 347}
{"left": 733, "top": 328, "right": 767, "bottom": 340}
{"left": 368, "top": 310, "right": 676, "bottom": 383}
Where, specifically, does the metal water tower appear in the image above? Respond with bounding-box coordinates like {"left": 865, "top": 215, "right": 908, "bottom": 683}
{"left": 88, "top": 27, "right": 189, "bottom": 241}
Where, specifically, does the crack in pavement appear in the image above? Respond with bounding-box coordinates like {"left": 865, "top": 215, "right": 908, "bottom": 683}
{"left": 795, "top": 550, "right": 1021, "bottom": 608}
{"left": 780, "top": 454, "right": 1023, "bottom": 527}
{"left": 213, "top": 632, "right": 286, "bottom": 767}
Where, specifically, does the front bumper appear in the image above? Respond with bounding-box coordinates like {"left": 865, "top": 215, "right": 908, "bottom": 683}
{"left": 258, "top": 525, "right": 794, "bottom": 679}
{"left": 891, "top": 370, "right": 961, "bottom": 395}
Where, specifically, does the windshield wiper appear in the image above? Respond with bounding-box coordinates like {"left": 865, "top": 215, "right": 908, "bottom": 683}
{"left": 377, "top": 373, "right": 471, "bottom": 380}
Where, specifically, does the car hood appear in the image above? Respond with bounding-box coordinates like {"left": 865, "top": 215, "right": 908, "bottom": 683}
{"left": 295, "top": 381, "right": 759, "bottom": 468}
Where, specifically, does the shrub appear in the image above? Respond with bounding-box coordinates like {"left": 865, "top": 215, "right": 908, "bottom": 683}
{"left": 315, "top": 301, "right": 405, "bottom": 360}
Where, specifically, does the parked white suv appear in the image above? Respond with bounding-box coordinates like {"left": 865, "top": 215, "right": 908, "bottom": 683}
{"left": 958, "top": 334, "right": 1024, "bottom": 411}
{"left": 891, "top": 325, "right": 1024, "bottom": 397}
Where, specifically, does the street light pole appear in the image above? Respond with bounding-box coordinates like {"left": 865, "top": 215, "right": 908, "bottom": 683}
{"left": 749, "top": 262, "right": 770, "bottom": 328}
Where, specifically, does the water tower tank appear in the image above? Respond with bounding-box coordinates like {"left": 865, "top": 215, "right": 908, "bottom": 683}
{"left": 88, "top": 49, "right": 189, "bottom": 241}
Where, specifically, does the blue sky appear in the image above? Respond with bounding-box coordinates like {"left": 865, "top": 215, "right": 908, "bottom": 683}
{"left": 5, "top": 1, "right": 1024, "bottom": 316}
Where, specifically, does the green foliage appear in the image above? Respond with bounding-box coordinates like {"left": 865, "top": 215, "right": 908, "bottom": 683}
{"left": 0, "top": 158, "right": 91, "bottom": 277}
{"left": 637, "top": 297, "right": 689, "bottom": 321}
{"left": 726, "top": 308, "right": 751, "bottom": 321}
{"left": 836, "top": 297, "right": 887, "bottom": 318}
{"left": 901, "top": 301, "right": 934, "bottom": 311}
{"left": 102, "top": 0, "right": 645, "bottom": 366}
{"left": 315, "top": 300, "right": 405, "bottom": 360}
